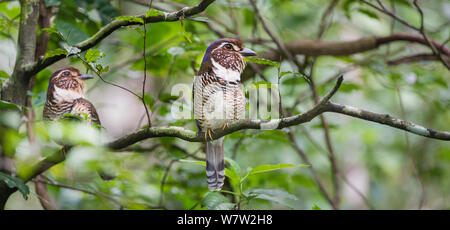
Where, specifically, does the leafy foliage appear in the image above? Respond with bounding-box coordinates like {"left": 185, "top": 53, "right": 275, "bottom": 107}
{"left": 0, "top": 172, "right": 30, "bottom": 200}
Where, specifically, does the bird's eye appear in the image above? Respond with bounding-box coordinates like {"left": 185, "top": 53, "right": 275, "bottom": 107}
{"left": 224, "top": 44, "right": 233, "bottom": 50}
{"left": 63, "top": 71, "right": 70, "bottom": 76}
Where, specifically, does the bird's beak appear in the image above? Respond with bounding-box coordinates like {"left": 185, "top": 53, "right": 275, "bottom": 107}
{"left": 77, "top": 74, "right": 93, "bottom": 80}
{"left": 239, "top": 48, "right": 257, "bottom": 56}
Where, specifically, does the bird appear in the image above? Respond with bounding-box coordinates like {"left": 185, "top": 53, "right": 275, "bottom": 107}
{"left": 193, "top": 38, "right": 256, "bottom": 190}
{"left": 43, "top": 67, "right": 114, "bottom": 180}
{"left": 43, "top": 67, "right": 99, "bottom": 124}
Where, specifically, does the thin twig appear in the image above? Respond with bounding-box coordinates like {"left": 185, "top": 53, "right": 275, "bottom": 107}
{"left": 158, "top": 146, "right": 202, "bottom": 207}
{"left": 361, "top": 0, "right": 420, "bottom": 32}
{"left": 141, "top": 0, "right": 154, "bottom": 127}
{"left": 33, "top": 178, "right": 124, "bottom": 208}
{"left": 392, "top": 74, "right": 426, "bottom": 209}
{"left": 287, "top": 131, "right": 338, "bottom": 209}
{"left": 412, "top": 0, "right": 450, "bottom": 70}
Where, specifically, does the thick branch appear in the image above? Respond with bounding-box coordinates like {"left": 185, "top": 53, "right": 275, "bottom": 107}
{"left": 276, "top": 33, "right": 450, "bottom": 57}
{"left": 324, "top": 102, "right": 450, "bottom": 141}
{"left": 242, "top": 32, "right": 450, "bottom": 81}
{"left": 1, "top": 0, "right": 39, "bottom": 105}
{"left": 25, "top": 0, "right": 216, "bottom": 77}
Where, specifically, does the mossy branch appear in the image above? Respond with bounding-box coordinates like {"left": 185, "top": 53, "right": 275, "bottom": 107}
{"left": 24, "top": 0, "right": 216, "bottom": 77}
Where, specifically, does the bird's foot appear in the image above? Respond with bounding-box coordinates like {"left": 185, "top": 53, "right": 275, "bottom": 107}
{"left": 220, "top": 122, "right": 229, "bottom": 130}
{"left": 204, "top": 128, "right": 215, "bottom": 141}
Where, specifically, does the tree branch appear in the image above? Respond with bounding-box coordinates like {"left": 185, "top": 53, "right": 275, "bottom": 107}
{"left": 24, "top": 0, "right": 216, "bottom": 77}
{"left": 242, "top": 33, "right": 450, "bottom": 81}
{"left": 387, "top": 53, "right": 438, "bottom": 65}
{"left": 3, "top": 75, "right": 448, "bottom": 208}
{"left": 324, "top": 102, "right": 450, "bottom": 141}
{"left": 1, "top": 0, "right": 39, "bottom": 106}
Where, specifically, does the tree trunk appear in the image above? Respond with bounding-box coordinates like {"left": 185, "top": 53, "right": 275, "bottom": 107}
{"left": 0, "top": 0, "right": 39, "bottom": 210}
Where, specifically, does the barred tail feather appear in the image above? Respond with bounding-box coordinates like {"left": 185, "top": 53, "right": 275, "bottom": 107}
{"left": 206, "top": 137, "right": 225, "bottom": 191}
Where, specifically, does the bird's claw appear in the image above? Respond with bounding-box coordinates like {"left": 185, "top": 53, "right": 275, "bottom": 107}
{"left": 220, "top": 123, "right": 229, "bottom": 130}
{"left": 204, "top": 129, "right": 215, "bottom": 141}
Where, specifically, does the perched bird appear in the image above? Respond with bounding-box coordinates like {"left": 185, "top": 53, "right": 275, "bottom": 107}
{"left": 43, "top": 67, "right": 114, "bottom": 180}
{"left": 43, "top": 67, "right": 99, "bottom": 124}
{"left": 193, "top": 38, "right": 256, "bottom": 190}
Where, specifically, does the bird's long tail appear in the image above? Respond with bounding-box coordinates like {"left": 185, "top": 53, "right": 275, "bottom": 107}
{"left": 206, "top": 137, "right": 225, "bottom": 191}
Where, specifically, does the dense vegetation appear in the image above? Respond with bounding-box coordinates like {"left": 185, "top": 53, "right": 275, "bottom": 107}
{"left": 0, "top": 0, "right": 449, "bottom": 210}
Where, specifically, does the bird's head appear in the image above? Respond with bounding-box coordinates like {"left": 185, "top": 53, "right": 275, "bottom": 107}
{"left": 47, "top": 67, "right": 93, "bottom": 102}
{"left": 200, "top": 38, "right": 256, "bottom": 75}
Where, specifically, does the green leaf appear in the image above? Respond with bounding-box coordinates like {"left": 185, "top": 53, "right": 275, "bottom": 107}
{"left": 224, "top": 157, "right": 242, "bottom": 187}
{"left": 248, "top": 163, "right": 308, "bottom": 176}
{"left": 60, "top": 113, "right": 84, "bottom": 121}
{"left": 281, "top": 76, "right": 307, "bottom": 86}
{"left": 54, "top": 19, "right": 89, "bottom": 44}
{"left": 312, "top": 204, "right": 321, "bottom": 210}
{"left": 95, "top": 64, "right": 109, "bottom": 75}
{"left": 159, "top": 93, "right": 179, "bottom": 103}
{"left": 339, "top": 82, "right": 361, "bottom": 93}
{"left": 42, "top": 27, "right": 61, "bottom": 36}
{"left": 0, "top": 172, "right": 30, "bottom": 200}
{"left": 43, "top": 48, "right": 68, "bottom": 61}
{"left": 279, "top": 71, "right": 293, "bottom": 78}
{"left": 85, "top": 49, "right": 104, "bottom": 63}
{"left": 244, "top": 57, "right": 280, "bottom": 68}
{"left": 0, "top": 70, "right": 10, "bottom": 84}
{"left": 202, "top": 192, "right": 234, "bottom": 210}
{"left": 342, "top": 0, "right": 357, "bottom": 19}
{"left": 115, "top": 16, "right": 144, "bottom": 24}
{"left": 249, "top": 189, "right": 298, "bottom": 200}
{"left": 179, "top": 159, "right": 206, "bottom": 166}
{"left": 357, "top": 8, "right": 379, "bottom": 19}
{"left": 0, "top": 100, "right": 23, "bottom": 111}
{"left": 247, "top": 189, "right": 298, "bottom": 209}
{"left": 145, "top": 9, "right": 165, "bottom": 18}
{"left": 143, "top": 94, "right": 155, "bottom": 109}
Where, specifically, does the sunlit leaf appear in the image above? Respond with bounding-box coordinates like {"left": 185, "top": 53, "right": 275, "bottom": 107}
{"left": 85, "top": 49, "right": 104, "bottom": 63}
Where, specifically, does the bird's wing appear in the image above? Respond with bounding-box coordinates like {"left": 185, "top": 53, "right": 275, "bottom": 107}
{"left": 193, "top": 72, "right": 223, "bottom": 129}
{"left": 70, "top": 98, "right": 101, "bottom": 125}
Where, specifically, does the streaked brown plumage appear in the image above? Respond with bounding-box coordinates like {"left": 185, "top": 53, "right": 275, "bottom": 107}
{"left": 193, "top": 38, "right": 256, "bottom": 190}
{"left": 43, "top": 67, "right": 100, "bottom": 124}
{"left": 43, "top": 67, "right": 113, "bottom": 180}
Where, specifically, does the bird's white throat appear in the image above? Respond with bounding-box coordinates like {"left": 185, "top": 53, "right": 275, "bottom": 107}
{"left": 53, "top": 86, "right": 84, "bottom": 103}
{"left": 211, "top": 59, "right": 241, "bottom": 82}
